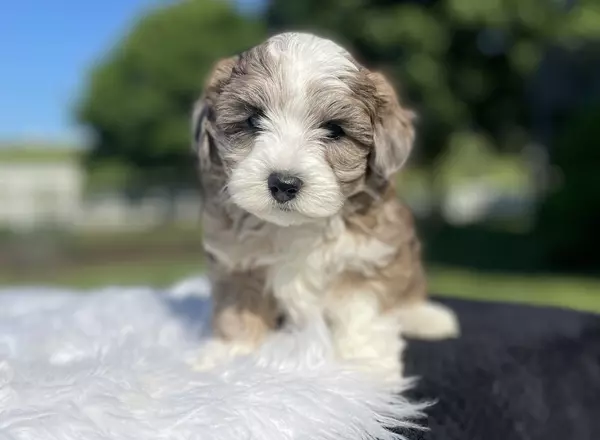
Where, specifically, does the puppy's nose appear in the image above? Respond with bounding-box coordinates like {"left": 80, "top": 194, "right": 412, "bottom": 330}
{"left": 268, "top": 172, "right": 303, "bottom": 203}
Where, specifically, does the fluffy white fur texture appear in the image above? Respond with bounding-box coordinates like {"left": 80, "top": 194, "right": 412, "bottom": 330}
{"left": 0, "top": 277, "right": 426, "bottom": 440}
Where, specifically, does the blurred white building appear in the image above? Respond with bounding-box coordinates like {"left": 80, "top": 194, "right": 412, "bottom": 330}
{"left": 0, "top": 161, "right": 84, "bottom": 231}
{"left": 0, "top": 157, "right": 201, "bottom": 232}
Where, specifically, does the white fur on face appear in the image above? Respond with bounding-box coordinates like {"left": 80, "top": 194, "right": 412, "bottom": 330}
{"left": 227, "top": 33, "right": 361, "bottom": 227}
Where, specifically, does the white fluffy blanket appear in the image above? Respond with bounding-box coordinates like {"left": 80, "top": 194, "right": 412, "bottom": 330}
{"left": 0, "top": 277, "right": 425, "bottom": 440}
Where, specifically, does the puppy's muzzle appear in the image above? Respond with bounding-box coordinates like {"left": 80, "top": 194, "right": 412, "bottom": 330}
{"left": 268, "top": 173, "right": 303, "bottom": 203}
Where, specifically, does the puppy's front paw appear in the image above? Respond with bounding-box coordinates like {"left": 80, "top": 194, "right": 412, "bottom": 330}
{"left": 191, "top": 338, "right": 255, "bottom": 372}
{"left": 398, "top": 301, "right": 460, "bottom": 340}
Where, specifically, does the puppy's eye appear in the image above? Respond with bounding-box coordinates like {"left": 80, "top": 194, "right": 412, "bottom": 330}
{"left": 322, "top": 121, "right": 345, "bottom": 140}
{"left": 246, "top": 110, "right": 264, "bottom": 131}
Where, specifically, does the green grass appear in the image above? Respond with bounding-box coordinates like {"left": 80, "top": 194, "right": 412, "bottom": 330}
{"left": 67, "top": 226, "right": 203, "bottom": 250}
{"left": 0, "top": 145, "right": 81, "bottom": 163}
{"left": 55, "top": 258, "right": 204, "bottom": 289}
{"left": 0, "top": 226, "right": 205, "bottom": 290}
{"left": 2, "top": 256, "right": 599, "bottom": 314}
{"left": 429, "top": 266, "right": 600, "bottom": 314}
{"left": 0, "top": 257, "right": 204, "bottom": 290}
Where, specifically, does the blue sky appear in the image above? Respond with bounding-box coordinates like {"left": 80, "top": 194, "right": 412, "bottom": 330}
{"left": 0, "top": 0, "right": 264, "bottom": 146}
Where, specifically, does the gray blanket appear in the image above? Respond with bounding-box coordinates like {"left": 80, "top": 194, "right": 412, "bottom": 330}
{"left": 398, "top": 298, "right": 600, "bottom": 440}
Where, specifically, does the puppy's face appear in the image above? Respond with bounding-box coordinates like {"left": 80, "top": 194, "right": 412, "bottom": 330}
{"left": 194, "top": 33, "right": 415, "bottom": 226}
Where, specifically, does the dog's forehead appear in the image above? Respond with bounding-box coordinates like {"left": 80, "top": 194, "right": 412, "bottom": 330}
{"left": 234, "top": 33, "right": 364, "bottom": 107}
{"left": 235, "top": 33, "right": 359, "bottom": 88}
{"left": 265, "top": 32, "right": 358, "bottom": 73}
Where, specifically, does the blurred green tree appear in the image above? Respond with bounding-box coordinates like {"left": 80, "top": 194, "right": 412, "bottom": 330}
{"left": 267, "top": 0, "right": 599, "bottom": 167}
{"left": 536, "top": 101, "right": 600, "bottom": 273}
{"left": 78, "top": 0, "right": 265, "bottom": 191}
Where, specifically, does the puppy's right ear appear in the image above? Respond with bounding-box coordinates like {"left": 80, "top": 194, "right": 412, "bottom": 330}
{"left": 367, "top": 71, "right": 416, "bottom": 181}
{"left": 192, "top": 56, "right": 239, "bottom": 171}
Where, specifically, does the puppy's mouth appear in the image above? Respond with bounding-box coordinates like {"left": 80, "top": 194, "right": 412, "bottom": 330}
{"left": 227, "top": 162, "right": 344, "bottom": 226}
{"left": 256, "top": 197, "right": 325, "bottom": 227}
{"left": 232, "top": 194, "right": 336, "bottom": 227}
{"left": 264, "top": 204, "right": 317, "bottom": 227}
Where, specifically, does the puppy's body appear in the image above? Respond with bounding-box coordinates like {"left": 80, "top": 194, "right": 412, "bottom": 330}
{"left": 194, "top": 33, "right": 458, "bottom": 379}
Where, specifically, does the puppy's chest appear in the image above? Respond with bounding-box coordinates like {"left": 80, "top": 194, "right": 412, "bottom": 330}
{"left": 202, "top": 210, "right": 280, "bottom": 270}
{"left": 268, "top": 218, "right": 396, "bottom": 298}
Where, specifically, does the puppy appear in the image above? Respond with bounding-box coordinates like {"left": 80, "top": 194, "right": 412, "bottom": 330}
{"left": 192, "top": 32, "right": 459, "bottom": 379}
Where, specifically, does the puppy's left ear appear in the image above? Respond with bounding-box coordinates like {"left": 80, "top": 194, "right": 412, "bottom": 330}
{"left": 192, "top": 56, "right": 239, "bottom": 171}
{"left": 191, "top": 97, "right": 215, "bottom": 172}
{"left": 368, "top": 72, "right": 416, "bottom": 180}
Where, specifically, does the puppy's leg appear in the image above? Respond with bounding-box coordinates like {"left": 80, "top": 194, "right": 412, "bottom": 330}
{"left": 397, "top": 300, "right": 460, "bottom": 340}
{"left": 193, "top": 268, "right": 280, "bottom": 370}
{"left": 326, "top": 292, "right": 405, "bottom": 383}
